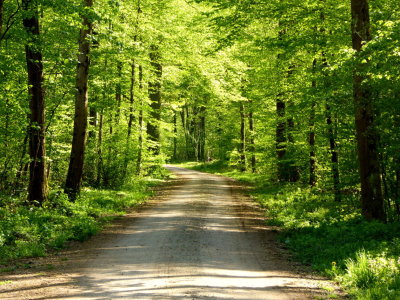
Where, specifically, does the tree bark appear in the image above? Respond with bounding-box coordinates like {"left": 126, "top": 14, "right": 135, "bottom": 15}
{"left": 239, "top": 102, "right": 246, "bottom": 172}
{"left": 147, "top": 44, "right": 162, "bottom": 155}
{"left": 0, "top": 0, "right": 4, "bottom": 35}
{"left": 173, "top": 111, "right": 177, "bottom": 160}
{"left": 127, "top": 61, "right": 136, "bottom": 137}
{"left": 309, "top": 59, "right": 317, "bottom": 187}
{"left": 326, "top": 103, "right": 341, "bottom": 202}
{"left": 96, "top": 110, "right": 104, "bottom": 186}
{"left": 115, "top": 61, "right": 122, "bottom": 124}
{"left": 65, "top": 0, "right": 93, "bottom": 200}
{"left": 22, "top": 0, "right": 47, "bottom": 204}
{"left": 136, "top": 65, "right": 144, "bottom": 175}
{"left": 248, "top": 100, "right": 256, "bottom": 173}
{"left": 351, "top": 0, "right": 385, "bottom": 221}
{"left": 276, "top": 97, "right": 287, "bottom": 181}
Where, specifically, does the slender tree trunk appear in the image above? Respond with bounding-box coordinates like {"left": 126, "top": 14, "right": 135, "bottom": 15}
{"left": 309, "top": 59, "right": 317, "bottom": 187}
{"left": 136, "top": 65, "right": 144, "bottom": 175}
{"left": 276, "top": 96, "right": 287, "bottom": 181}
{"left": 239, "top": 102, "right": 246, "bottom": 172}
{"left": 22, "top": 0, "right": 47, "bottom": 204}
{"left": 127, "top": 60, "right": 136, "bottom": 137}
{"left": 96, "top": 110, "right": 104, "bottom": 186}
{"left": 199, "top": 106, "right": 206, "bottom": 162}
{"left": 0, "top": 0, "right": 4, "bottom": 37}
{"left": 115, "top": 61, "right": 122, "bottom": 124}
{"left": 180, "top": 107, "right": 189, "bottom": 160}
{"left": 351, "top": 0, "right": 385, "bottom": 221}
{"left": 173, "top": 111, "right": 177, "bottom": 160}
{"left": 65, "top": 0, "right": 93, "bottom": 200}
{"left": 147, "top": 44, "right": 162, "bottom": 155}
{"left": 325, "top": 103, "right": 341, "bottom": 201}
{"left": 248, "top": 102, "right": 256, "bottom": 173}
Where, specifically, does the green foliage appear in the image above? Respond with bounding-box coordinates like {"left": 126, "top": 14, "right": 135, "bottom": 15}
{"left": 0, "top": 179, "right": 155, "bottom": 264}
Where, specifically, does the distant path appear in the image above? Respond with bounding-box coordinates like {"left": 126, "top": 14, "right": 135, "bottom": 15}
{"left": 0, "top": 166, "right": 339, "bottom": 299}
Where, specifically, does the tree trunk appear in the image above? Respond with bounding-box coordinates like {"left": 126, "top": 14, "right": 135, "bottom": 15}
{"left": 96, "top": 110, "right": 104, "bottom": 186}
{"left": 115, "top": 61, "right": 122, "bottom": 124}
{"left": 22, "top": 0, "right": 47, "bottom": 204}
{"left": 65, "top": 0, "right": 93, "bottom": 200}
{"left": 199, "top": 106, "right": 206, "bottom": 162}
{"left": 351, "top": 0, "right": 385, "bottom": 221}
{"left": 173, "top": 111, "right": 177, "bottom": 160}
{"left": 127, "top": 61, "right": 136, "bottom": 137}
{"left": 309, "top": 59, "right": 317, "bottom": 187}
{"left": 0, "top": 0, "right": 4, "bottom": 36}
{"left": 239, "top": 102, "right": 246, "bottom": 172}
{"left": 325, "top": 103, "right": 341, "bottom": 201}
{"left": 136, "top": 65, "right": 144, "bottom": 175}
{"left": 248, "top": 102, "right": 256, "bottom": 173}
{"left": 276, "top": 97, "right": 287, "bottom": 181}
{"left": 147, "top": 44, "right": 162, "bottom": 155}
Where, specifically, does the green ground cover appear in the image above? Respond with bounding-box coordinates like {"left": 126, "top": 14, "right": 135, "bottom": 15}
{"left": 0, "top": 178, "right": 164, "bottom": 264}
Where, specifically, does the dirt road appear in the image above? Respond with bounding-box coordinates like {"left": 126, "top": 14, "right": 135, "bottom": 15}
{"left": 0, "top": 166, "right": 338, "bottom": 299}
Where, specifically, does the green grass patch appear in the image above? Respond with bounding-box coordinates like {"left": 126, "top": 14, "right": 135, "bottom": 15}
{"left": 179, "top": 160, "right": 400, "bottom": 299}
{"left": 0, "top": 177, "right": 162, "bottom": 265}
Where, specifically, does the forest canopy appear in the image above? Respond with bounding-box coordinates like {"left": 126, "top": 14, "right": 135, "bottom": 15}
{"left": 1, "top": 0, "right": 400, "bottom": 298}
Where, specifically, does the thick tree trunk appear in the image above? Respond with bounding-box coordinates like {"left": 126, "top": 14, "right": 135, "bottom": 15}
{"left": 351, "top": 0, "right": 385, "bottom": 221}
{"left": 65, "top": 0, "right": 93, "bottom": 200}
{"left": 147, "top": 44, "right": 162, "bottom": 155}
{"left": 239, "top": 102, "right": 246, "bottom": 172}
{"left": 22, "top": 0, "right": 47, "bottom": 204}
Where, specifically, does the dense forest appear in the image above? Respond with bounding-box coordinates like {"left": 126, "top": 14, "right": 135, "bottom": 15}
{"left": 1, "top": 0, "right": 400, "bottom": 298}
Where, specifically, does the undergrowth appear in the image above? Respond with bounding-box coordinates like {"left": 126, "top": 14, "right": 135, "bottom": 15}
{"left": 0, "top": 177, "right": 163, "bottom": 264}
{"left": 179, "top": 161, "right": 400, "bottom": 300}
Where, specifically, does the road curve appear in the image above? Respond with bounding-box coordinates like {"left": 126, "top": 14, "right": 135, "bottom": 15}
{"left": 1, "top": 166, "right": 333, "bottom": 299}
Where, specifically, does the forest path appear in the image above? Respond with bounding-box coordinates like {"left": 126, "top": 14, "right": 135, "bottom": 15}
{"left": 0, "top": 166, "right": 339, "bottom": 299}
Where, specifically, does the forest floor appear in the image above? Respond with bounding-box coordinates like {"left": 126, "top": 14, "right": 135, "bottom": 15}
{"left": 0, "top": 166, "right": 344, "bottom": 299}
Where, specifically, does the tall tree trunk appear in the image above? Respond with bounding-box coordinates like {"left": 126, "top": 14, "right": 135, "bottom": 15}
{"left": 199, "top": 106, "right": 206, "bottom": 162}
{"left": 173, "top": 111, "right": 177, "bottom": 160}
{"left": 180, "top": 107, "right": 189, "bottom": 160}
{"left": 136, "top": 65, "right": 144, "bottom": 175}
{"left": 115, "top": 61, "right": 122, "bottom": 124}
{"left": 248, "top": 101, "right": 256, "bottom": 173}
{"left": 127, "top": 60, "right": 136, "bottom": 137}
{"left": 0, "top": 0, "right": 4, "bottom": 36}
{"left": 351, "top": 0, "right": 385, "bottom": 221}
{"left": 325, "top": 103, "right": 341, "bottom": 201}
{"left": 239, "top": 102, "right": 246, "bottom": 172}
{"left": 147, "top": 44, "right": 162, "bottom": 155}
{"left": 96, "top": 110, "right": 104, "bottom": 186}
{"left": 22, "top": 0, "right": 47, "bottom": 204}
{"left": 65, "top": 0, "right": 93, "bottom": 200}
{"left": 309, "top": 59, "right": 317, "bottom": 187}
{"left": 276, "top": 96, "right": 287, "bottom": 181}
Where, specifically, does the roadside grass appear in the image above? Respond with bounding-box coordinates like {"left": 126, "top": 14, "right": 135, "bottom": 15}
{"left": 178, "top": 161, "right": 400, "bottom": 300}
{"left": 0, "top": 177, "right": 165, "bottom": 265}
